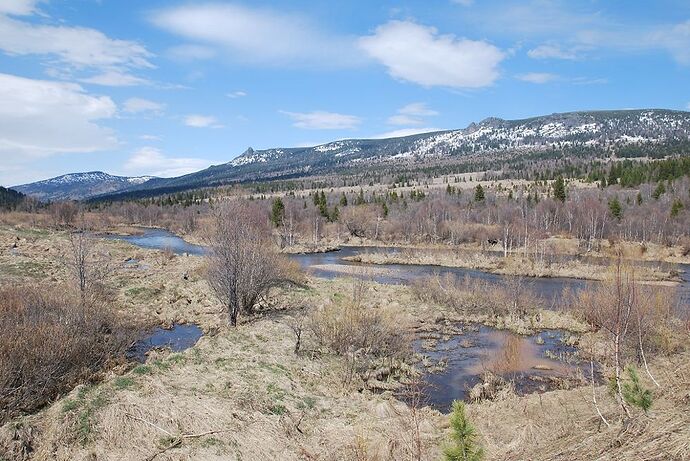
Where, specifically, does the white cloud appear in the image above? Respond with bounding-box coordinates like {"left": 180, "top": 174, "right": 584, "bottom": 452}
{"left": 151, "top": 3, "right": 360, "bottom": 67}
{"left": 0, "top": 73, "right": 116, "bottom": 158}
{"left": 646, "top": 20, "right": 690, "bottom": 65}
{"left": 399, "top": 102, "right": 439, "bottom": 117}
{"left": 359, "top": 21, "right": 504, "bottom": 88}
{"left": 478, "top": 2, "right": 606, "bottom": 37}
{"left": 527, "top": 44, "right": 579, "bottom": 60}
{"left": 0, "top": 72, "right": 117, "bottom": 185}
{"left": 139, "top": 134, "right": 162, "bottom": 141}
{"left": 281, "top": 110, "right": 361, "bottom": 130}
{"left": 227, "top": 91, "right": 247, "bottom": 98}
{"left": 451, "top": 0, "right": 474, "bottom": 6}
{"left": 479, "top": 3, "right": 690, "bottom": 66}
{"left": 0, "top": 0, "right": 41, "bottom": 15}
{"left": 184, "top": 114, "right": 223, "bottom": 128}
{"left": 373, "top": 127, "right": 444, "bottom": 139}
{"left": 124, "top": 147, "right": 211, "bottom": 177}
{"left": 80, "top": 71, "right": 149, "bottom": 87}
{"left": 167, "top": 44, "right": 216, "bottom": 61}
{"left": 123, "top": 98, "right": 165, "bottom": 115}
{"left": 517, "top": 72, "right": 558, "bottom": 84}
{"left": 0, "top": 13, "right": 152, "bottom": 86}
{"left": 387, "top": 102, "right": 438, "bottom": 126}
{"left": 571, "top": 77, "right": 607, "bottom": 85}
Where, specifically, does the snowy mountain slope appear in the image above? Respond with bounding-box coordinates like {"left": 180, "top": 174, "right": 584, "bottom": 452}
{"left": 14, "top": 172, "right": 155, "bottom": 201}
{"left": 16, "top": 109, "right": 690, "bottom": 201}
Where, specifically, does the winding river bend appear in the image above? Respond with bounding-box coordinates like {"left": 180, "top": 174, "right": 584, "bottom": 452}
{"left": 106, "top": 228, "right": 689, "bottom": 411}
{"left": 105, "top": 228, "right": 689, "bottom": 309}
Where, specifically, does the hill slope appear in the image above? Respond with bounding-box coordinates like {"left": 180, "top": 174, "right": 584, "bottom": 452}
{"left": 17, "top": 109, "right": 690, "bottom": 201}
{"left": 0, "top": 186, "right": 25, "bottom": 210}
{"left": 107, "top": 109, "right": 690, "bottom": 199}
{"left": 14, "top": 172, "right": 155, "bottom": 201}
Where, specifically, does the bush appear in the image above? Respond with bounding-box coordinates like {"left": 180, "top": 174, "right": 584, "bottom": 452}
{"left": 573, "top": 263, "right": 679, "bottom": 357}
{"left": 412, "top": 273, "right": 540, "bottom": 317}
{"left": 309, "top": 300, "right": 409, "bottom": 361}
{"left": 0, "top": 286, "right": 131, "bottom": 423}
{"left": 205, "top": 201, "right": 301, "bottom": 326}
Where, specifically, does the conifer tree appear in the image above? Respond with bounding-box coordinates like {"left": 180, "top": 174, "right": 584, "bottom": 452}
{"left": 621, "top": 366, "right": 653, "bottom": 413}
{"left": 553, "top": 176, "right": 566, "bottom": 203}
{"left": 670, "top": 198, "right": 684, "bottom": 217}
{"left": 474, "top": 184, "right": 485, "bottom": 202}
{"left": 608, "top": 197, "right": 623, "bottom": 220}
{"left": 652, "top": 182, "right": 666, "bottom": 200}
{"left": 444, "top": 401, "right": 484, "bottom": 461}
{"left": 270, "top": 198, "right": 285, "bottom": 227}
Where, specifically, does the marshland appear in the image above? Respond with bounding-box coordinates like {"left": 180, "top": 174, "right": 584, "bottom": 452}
{"left": 1, "top": 171, "right": 689, "bottom": 460}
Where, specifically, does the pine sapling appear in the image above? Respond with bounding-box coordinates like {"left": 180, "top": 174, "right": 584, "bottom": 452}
{"left": 444, "top": 400, "right": 484, "bottom": 461}
{"left": 621, "top": 366, "right": 654, "bottom": 414}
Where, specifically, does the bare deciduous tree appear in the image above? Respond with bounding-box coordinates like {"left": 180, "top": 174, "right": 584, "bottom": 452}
{"left": 205, "top": 201, "right": 299, "bottom": 326}
{"left": 67, "top": 230, "right": 110, "bottom": 303}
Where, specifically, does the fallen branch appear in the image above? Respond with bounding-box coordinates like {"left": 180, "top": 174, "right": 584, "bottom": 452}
{"left": 125, "top": 413, "right": 232, "bottom": 460}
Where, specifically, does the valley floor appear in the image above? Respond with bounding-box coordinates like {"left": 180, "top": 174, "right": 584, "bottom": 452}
{"left": 0, "top": 225, "right": 688, "bottom": 460}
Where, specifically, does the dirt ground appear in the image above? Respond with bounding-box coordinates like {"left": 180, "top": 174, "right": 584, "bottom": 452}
{"left": 1, "top": 224, "right": 688, "bottom": 460}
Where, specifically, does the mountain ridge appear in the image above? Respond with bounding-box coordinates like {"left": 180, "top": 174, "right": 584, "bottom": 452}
{"left": 14, "top": 171, "right": 155, "bottom": 201}
{"left": 14, "top": 109, "right": 690, "bottom": 201}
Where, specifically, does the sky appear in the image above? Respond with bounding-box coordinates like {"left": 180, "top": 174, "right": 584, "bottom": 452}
{"left": 1, "top": 0, "right": 690, "bottom": 186}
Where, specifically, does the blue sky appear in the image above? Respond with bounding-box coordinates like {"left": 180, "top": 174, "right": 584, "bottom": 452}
{"left": 1, "top": 0, "right": 690, "bottom": 186}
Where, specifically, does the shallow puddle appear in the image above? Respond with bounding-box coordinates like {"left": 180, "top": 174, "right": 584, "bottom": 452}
{"left": 127, "top": 323, "right": 203, "bottom": 362}
{"left": 414, "top": 324, "right": 590, "bottom": 412}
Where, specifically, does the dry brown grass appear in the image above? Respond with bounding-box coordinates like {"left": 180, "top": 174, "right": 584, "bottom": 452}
{"left": 412, "top": 273, "right": 542, "bottom": 318}
{"left": 309, "top": 284, "right": 412, "bottom": 388}
{"left": 468, "top": 349, "right": 690, "bottom": 460}
{"left": 346, "top": 249, "right": 682, "bottom": 282}
{"left": 0, "top": 286, "right": 132, "bottom": 425}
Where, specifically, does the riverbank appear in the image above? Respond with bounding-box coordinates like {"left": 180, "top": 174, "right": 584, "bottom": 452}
{"left": 343, "top": 249, "right": 682, "bottom": 284}
{"left": 282, "top": 234, "right": 690, "bottom": 266}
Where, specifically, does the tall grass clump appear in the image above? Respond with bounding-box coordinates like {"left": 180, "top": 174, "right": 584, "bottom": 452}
{"left": 309, "top": 289, "right": 411, "bottom": 384}
{"left": 412, "top": 273, "right": 541, "bottom": 317}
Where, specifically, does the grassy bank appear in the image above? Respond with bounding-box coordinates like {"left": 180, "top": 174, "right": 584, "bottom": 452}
{"left": 344, "top": 249, "right": 681, "bottom": 284}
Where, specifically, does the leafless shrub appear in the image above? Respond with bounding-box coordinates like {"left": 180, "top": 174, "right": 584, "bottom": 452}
{"left": 574, "top": 257, "right": 681, "bottom": 418}
{"left": 309, "top": 300, "right": 408, "bottom": 360}
{"left": 281, "top": 304, "right": 309, "bottom": 355}
{"left": 205, "top": 201, "right": 302, "bottom": 326}
{"left": 0, "top": 286, "right": 132, "bottom": 424}
{"left": 412, "top": 273, "right": 541, "bottom": 317}
{"left": 66, "top": 230, "right": 112, "bottom": 304}
{"left": 395, "top": 374, "right": 429, "bottom": 460}
{"left": 679, "top": 236, "right": 690, "bottom": 257}
{"left": 575, "top": 261, "right": 680, "bottom": 359}
{"left": 160, "top": 246, "right": 175, "bottom": 266}
{"left": 48, "top": 201, "right": 79, "bottom": 228}
{"left": 487, "top": 334, "right": 523, "bottom": 375}
{"left": 309, "top": 292, "right": 411, "bottom": 386}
